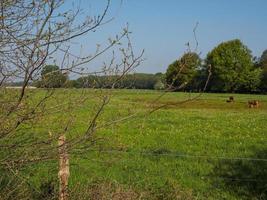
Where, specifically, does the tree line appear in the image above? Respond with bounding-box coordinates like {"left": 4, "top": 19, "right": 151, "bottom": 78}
{"left": 35, "top": 69, "right": 164, "bottom": 90}
{"left": 166, "top": 39, "right": 267, "bottom": 93}
{"left": 36, "top": 39, "right": 267, "bottom": 93}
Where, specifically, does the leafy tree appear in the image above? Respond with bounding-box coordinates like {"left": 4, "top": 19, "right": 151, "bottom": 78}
{"left": 74, "top": 73, "right": 160, "bottom": 89}
{"left": 40, "top": 65, "right": 68, "bottom": 88}
{"left": 259, "top": 50, "right": 267, "bottom": 65}
{"left": 206, "top": 39, "right": 261, "bottom": 92}
{"left": 253, "top": 50, "right": 267, "bottom": 69}
{"left": 239, "top": 68, "right": 262, "bottom": 92}
{"left": 259, "top": 49, "right": 267, "bottom": 92}
{"left": 260, "top": 67, "right": 267, "bottom": 92}
{"left": 123, "top": 73, "right": 158, "bottom": 89}
{"left": 165, "top": 52, "right": 201, "bottom": 90}
{"left": 153, "top": 72, "right": 165, "bottom": 90}
{"left": 187, "top": 68, "right": 207, "bottom": 92}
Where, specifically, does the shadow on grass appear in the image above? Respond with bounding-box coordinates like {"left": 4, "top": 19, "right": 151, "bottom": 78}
{"left": 212, "top": 149, "right": 267, "bottom": 199}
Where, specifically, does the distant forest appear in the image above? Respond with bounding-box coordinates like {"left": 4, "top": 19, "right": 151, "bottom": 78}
{"left": 9, "top": 39, "right": 267, "bottom": 94}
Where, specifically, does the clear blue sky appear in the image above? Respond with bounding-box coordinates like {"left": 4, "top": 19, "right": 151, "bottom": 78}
{"left": 74, "top": 0, "right": 267, "bottom": 73}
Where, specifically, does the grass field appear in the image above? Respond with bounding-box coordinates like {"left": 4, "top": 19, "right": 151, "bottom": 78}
{"left": 5, "top": 89, "right": 267, "bottom": 199}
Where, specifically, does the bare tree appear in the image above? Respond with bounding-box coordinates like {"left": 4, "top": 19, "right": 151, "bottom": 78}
{"left": 0, "top": 1, "right": 210, "bottom": 199}
{"left": 0, "top": 0, "right": 144, "bottom": 199}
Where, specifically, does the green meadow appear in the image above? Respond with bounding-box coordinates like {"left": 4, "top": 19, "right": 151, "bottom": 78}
{"left": 10, "top": 89, "right": 267, "bottom": 199}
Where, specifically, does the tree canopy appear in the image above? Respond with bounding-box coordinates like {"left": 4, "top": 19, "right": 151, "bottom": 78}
{"left": 206, "top": 39, "right": 261, "bottom": 92}
{"left": 39, "top": 65, "right": 68, "bottom": 88}
{"left": 73, "top": 73, "right": 161, "bottom": 89}
{"left": 259, "top": 49, "right": 267, "bottom": 66}
{"left": 165, "top": 52, "right": 201, "bottom": 90}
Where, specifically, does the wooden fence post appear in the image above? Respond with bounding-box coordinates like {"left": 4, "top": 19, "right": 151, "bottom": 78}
{"left": 58, "top": 134, "right": 69, "bottom": 200}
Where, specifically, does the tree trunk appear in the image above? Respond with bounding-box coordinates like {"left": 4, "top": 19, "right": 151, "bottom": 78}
{"left": 58, "top": 134, "right": 69, "bottom": 200}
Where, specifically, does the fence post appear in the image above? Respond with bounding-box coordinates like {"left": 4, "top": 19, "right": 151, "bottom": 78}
{"left": 58, "top": 134, "right": 69, "bottom": 200}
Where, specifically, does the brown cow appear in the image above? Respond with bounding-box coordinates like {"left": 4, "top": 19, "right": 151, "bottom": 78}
{"left": 248, "top": 100, "right": 259, "bottom": 108}
{"left": 226, "top": 96, "right": 234, "bottom": 103}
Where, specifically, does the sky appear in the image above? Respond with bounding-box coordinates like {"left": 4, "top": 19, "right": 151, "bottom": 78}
{"left": 71, "top": 0, "right": 267, "bottom": 74}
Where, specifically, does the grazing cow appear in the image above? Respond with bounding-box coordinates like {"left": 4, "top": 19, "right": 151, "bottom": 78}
{"left": 248, "top": 100, "right": 259, "bottom": 108}
{"left": 226, "top": 96, "right": 234, "bottom": 103}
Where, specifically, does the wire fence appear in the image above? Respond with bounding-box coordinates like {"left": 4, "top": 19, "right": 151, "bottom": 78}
{"left": 70, "top": 148, "right": 267, "bottom": 184}
{"left": 84, "top": 149, "right": 267, "bottom": 162}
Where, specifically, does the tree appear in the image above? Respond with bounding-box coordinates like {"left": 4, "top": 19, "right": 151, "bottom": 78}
{"left": 240, "top": 68, "right": 262, "bottom": 92}
{"left": 260, "top": 67, "right": 267, "bottom": 92}
{"left": 165, "top": 52, "right": 201, "bottom": 91}
{"left": 0, "top": 1, "right": 210, "bottom": 199}
{"left": 259, "top": 49, "right": 267, "bottom": 92}
{"left": 205, "top": 39, "right": 261, "bottom": 92}
{"left": 154, "top": 73, "right": 165, "bottom": 90}
{"left": 0, "top": 1, "right": 144, "bottom": 199}
{"left": 258, "top": 49, "right": 267, "bottom": 92}
{"left": 40, "top": 65, "right": 68, "bottom": 88}
{"left": 259, "top": 50, "right": 267, "bottom": 65}
{"left": 73, "top": 73, "right": 162, "bottom": 89}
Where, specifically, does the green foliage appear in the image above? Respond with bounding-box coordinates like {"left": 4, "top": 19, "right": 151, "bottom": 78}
{"left": 240, "top": 67, "right": 262, "bottom": 92}
{"left": 119, "top": 73, "right": 158, "bottom": 89}
{"left": 259, "top": 50, "right": 267, "bottom": 92}
{"left": 259, "top": 66, "right": 267, "bottom": 92}
{"left": 153, "top": 80, "right": 165, "bottom": 90}
{"left": 206, "top": 39, "right": 261, "bottom": 92}
{"left": 73, "top": 73, "right": 163, "bottom": 89}
{"left": 165, "top": 52, "right": 201, "bottom": 90}
{"left": 38, "top": 65, "right": 68, "bottom": 88}
{"left": 259, "top": 49, "right": 267, "bottom": 65}
{"left": 30, "top": 44, "right": 267, "bottom": 94}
